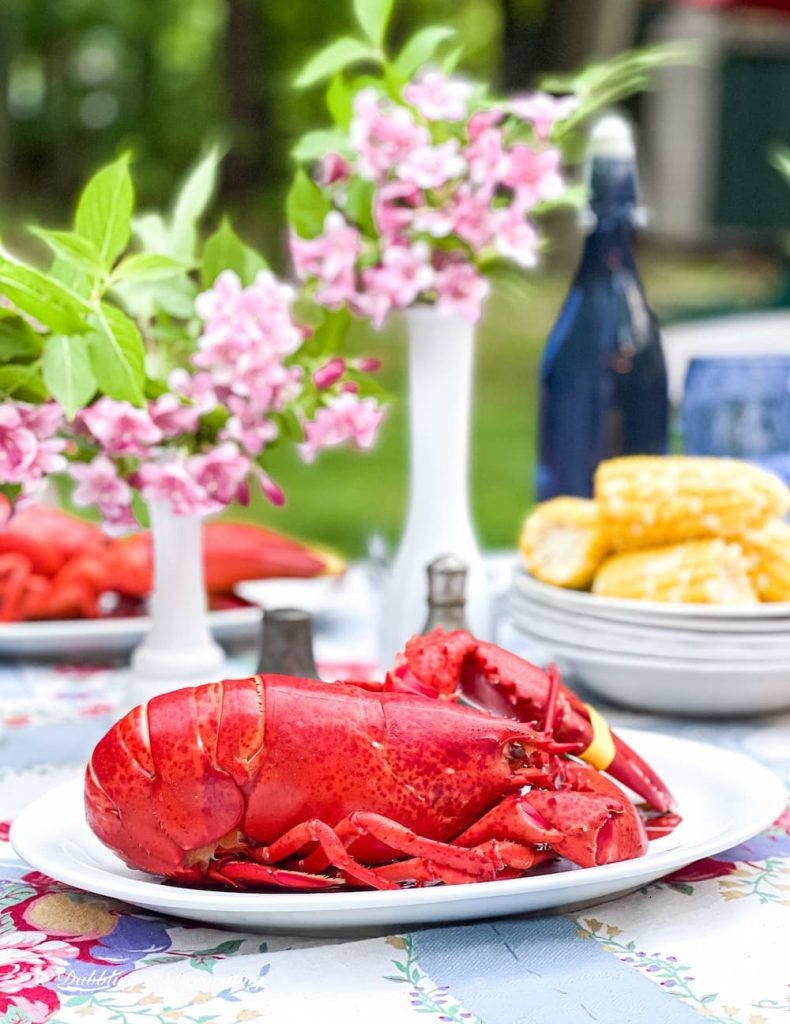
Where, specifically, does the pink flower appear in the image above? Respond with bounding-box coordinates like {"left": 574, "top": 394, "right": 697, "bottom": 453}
{"left": 18, "top": 402, "right": 63, "bottom": 440}
{"left": 148, "top": 394, "right": 201, "bottom": 438}
{"left": 396, "top": 139, "right": 466, "bottom": 190}
{"left": 194, "top": 269, "right": 243, "bottom": 329}
{"left": 412, "top": 204, "right": 456, "bottom": 238}
{"left": 70, "top": 456, "right": 134, "bottom": 530}
{"left": 135, "top": 460, "right": 218, "bottom": 517}
{"left": 220, "top": 396, "right": 278, "bottom": 457}
{"left": 491, "top": 207, "right": 539, "bottom": 268}
{"left": 467, "top": 108, "right": 504, "bottom": 142}
{"left": 300, "top": 393, "right": 386, "bottom": 462}
{"left": 502, "top": 145, "right": 565, "bottom": 209}
{"left": 510, "top": 92, "right": 579, "bottom": 139}
{"left": 0, "top": 403, "right": 65, "bottom": 488}
{"left": 404, "top": 71, "right": 472, "bottom": 122}
{"left": 318, "top": 152, "right": 353, "bottom": 186}
{"left": 360, "top": 242, "right": 434, "bottom": 326}
{"left": 168, "top": 369, "right": 218, "bottom": 414}
{"left": 290, "top": 212, "right": 361, "bottom": 309}
{"left": 465, "top": 127, "right": 507, "bottom": 188}
{"left": 0, "top": 931, "right": 78, "bottom": 993}
{"left": 80, "top": 398, "right": 162, "bottom": 457}
{"left": 253, "top": 465, "right": 286, "bottom": 507}
{"left": 449, "top": 186, "right": 494, "bottom": 249}
{"left": 434, "top": 260, "right": 490, "bottom": 322}
{"left": 350, "top": 89, "right": 430, "bottom": 181}
{"left": 313, "top": 357, "right": 346, "bottom": 390}
{"left": 355, "top": 357, "right": 382, "bottom": 373}
{"left": 188, "top": 443, "right": 251, "bottom": 506}
{"left": 374, "top": 181, "right": 421, "bottom": 241}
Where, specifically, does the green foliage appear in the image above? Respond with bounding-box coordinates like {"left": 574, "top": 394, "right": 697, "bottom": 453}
{"left": 353, "top": 0, "right": 395, "bottom": 48}
{"left": 393, "top": 25, "right": 457, "bottom": 80}
{"left": 0, "top": 259, "right": 88, "bottom": 334}
{"left": 86, "top": 302, "right": 146, "bottom": 405}
{"left": 42, "top": 335, "right": 96, "bottom": 417}
{"left": 201, "top": 217, "right": 268, "bottom": 288}
{"left": 286, "top": 168, "right": 332, "bottom": 238}
{"left": 294, "top": 37, "right": 380, "bottom": 89}
{"left": 75, "top": 152, "right": 135, "bottom": 268}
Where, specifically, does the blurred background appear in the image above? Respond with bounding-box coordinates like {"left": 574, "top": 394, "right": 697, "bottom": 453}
{"left": 2, "top": 0, "right": 790, "bottom": 556}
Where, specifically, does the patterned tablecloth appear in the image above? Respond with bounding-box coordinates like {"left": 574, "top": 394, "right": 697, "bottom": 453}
{"left": 1, "top": 578, "right": 789, "bottom": 1024}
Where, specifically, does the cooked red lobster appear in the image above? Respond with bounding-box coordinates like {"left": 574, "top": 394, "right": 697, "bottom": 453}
{"left": 0, "top": 506, "right": 341, "bottom": 622}
{"left": 85, "top": 634, "right": 675, "bottom": 891}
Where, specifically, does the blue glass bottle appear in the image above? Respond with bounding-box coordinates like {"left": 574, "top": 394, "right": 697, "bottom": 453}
{"left": 536, "top": 115, "right": 668, "bottom": 500}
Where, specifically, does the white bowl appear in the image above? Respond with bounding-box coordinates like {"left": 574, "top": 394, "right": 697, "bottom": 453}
{"left": 512, "top": 566, "right": 790, "bottom": 633}
{"left": 509, "top": 591, "right": 790, "bottom": 661}
{"left": 536, "top": 636, "right": 790, "bottom": 717}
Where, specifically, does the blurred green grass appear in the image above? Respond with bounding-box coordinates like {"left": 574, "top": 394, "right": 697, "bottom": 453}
{"left": 233, "top": 246, "right": 783, "bottom": 559}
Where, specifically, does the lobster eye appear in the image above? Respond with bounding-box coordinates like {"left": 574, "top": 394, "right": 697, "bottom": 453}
{"left": 504, "top": 740, "right": 528, "bottom": 767}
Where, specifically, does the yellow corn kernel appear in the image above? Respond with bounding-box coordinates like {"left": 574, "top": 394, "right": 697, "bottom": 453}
{"left": 592, "top": 538, "right": 758, "bottom": 605}
{"left": 739, "top": 520, "right": 790, "bottom": 602}
{"left": 519, "top": 497, "right": 609, "bottom": 589}
{"left": 594, "top": 456, "right": 789, "bottom": 551}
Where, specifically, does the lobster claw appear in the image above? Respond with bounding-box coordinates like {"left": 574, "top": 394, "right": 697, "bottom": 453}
{"left": 385, "top": 629, "right": 677, "bottom": 815}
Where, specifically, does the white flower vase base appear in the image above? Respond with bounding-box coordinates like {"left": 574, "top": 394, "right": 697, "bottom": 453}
{"left": 128, "top": 502, "right": 225, "bottom": 708}
{"left": 378, "top": 306, "right": 493, "bottom": 669}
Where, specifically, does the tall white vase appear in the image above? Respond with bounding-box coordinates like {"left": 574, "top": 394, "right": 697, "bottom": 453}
{"left": 378, "top": 306, "right": 492, "bottom": 668}
{"left": 128, "top": 501, "right": 225, "bottom": 706}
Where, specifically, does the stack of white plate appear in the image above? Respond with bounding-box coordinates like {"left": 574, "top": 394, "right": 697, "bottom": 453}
{"left": 510, "top": 566, "right": 790, "bottom": 716}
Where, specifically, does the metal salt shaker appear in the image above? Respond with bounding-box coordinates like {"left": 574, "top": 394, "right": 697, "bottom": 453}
{"left": 256, "top": 608, "right": 320, "bottom": 678}
{"left": 421, "top": 555, "right": 471, "bottom": 633}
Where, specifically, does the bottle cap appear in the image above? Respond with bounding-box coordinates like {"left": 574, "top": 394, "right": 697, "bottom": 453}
{"left": 588, "top": 113, "right": 636, "bottom": 160}
{"left": 257, "top": 607, "right": 319, "bottom": 678}
{"left": 426, "top": 555, "right": 468, "bottom": 606}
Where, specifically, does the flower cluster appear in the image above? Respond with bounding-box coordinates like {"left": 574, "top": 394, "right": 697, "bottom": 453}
{"left": 0, "top": 403, "right": 67, "bottom": 504}
{"left": 290, "top": 73, "right": 576, "bottom": 327}
{"left": 0, "top": 270, "right": 385, "bottom": 522}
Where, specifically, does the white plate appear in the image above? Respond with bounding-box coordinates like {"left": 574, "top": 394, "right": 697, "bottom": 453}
{"left": 235, "top": 576, "right": 346, "bottom": 620}
{"left": 0, "top": 606, "right": 262, "bottom": 659}
{"left": 10, "top": 730, "right": 785, "bottom": 933}
{"left": 538, "top": 637, "right": 790, "bottom": 716}
{"left": 513, "top": 567, "right": 790, "bottom": 632}
{"left": 509, "top": 591, "right": 790, "bottom": 661}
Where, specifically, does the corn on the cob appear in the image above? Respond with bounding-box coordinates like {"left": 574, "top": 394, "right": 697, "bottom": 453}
{"left": 594, "top": 456, "right": 789, "bottom": 551}
{"left": 739, "top": 520, "right": 790, "bottom": 602}
{"left": 592, "top": 538, "right": 758, "bottom": 605}
{"left": 519, "top": 497, "right": 609, "bottom": 589}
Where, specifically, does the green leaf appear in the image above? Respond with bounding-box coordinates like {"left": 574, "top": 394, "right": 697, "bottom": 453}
{"left": 343, "top": 178, "right": 375, "bottom": 235}
{"left": 0, "top": 362, "right": 48, "bottom": 402}
{"left": 326, "top": 74, "right": 354, "bottom": 128}
{"left": 303, "top": 306, "right": 352, "bottom": 359}
{"left": 0, "top": 316, "right": 42, "bottom": 362}
{"left": 286, "top": 169, "right": 332, "bottom": 239}
{"left": 395, "top": 26, "right": 456, "bottom": 80}
{"left": 42, "top": 334, "right": 97, "bottom": 417}
{"left": 201, "top": 217, "right": 268, "bottom": 288}
{"left": 294, "top": 37, "right": 378, "bottom": 89}
{"left": 29, "top": 228, "right": 105, "bottom": 278}
{"left": 0, "top": 258, "right": 88, "bottom": 333}
{"left": 86, "top": 302, "right": 145, "bottom": 405}
{"left": 75, "top": 152, "right": 135, "bottom": 267}
{"left": 49, "top": 255, "right": 94, "bottom": 299}
{"left": 170, "top": 145, "right": 223, "bottom": 260}
{"left": 132, "top": 211, "right": 169, "bottom": 254}
{"left": 292, "top": 129, "right": 352, "bottom": 163}
{"left": 110, "top": 253, "right": 186, "bottom": 284}
{"left": 353, "top": 0, "right": 394, "bottom": 47}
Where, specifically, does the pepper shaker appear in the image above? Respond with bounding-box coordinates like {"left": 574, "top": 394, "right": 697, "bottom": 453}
{"left": 421, "top": 555, "right": 471, "bottom": 634}
{"left": 256, "top": 608, "right": 320, "bottom": 678}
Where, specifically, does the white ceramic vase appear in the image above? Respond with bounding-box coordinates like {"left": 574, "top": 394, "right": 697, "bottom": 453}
{"left": 128, "top": 501, "right": 225, "bottom": 706}
{"left": 378, "top": 305, "right": 492, "bottom": 668}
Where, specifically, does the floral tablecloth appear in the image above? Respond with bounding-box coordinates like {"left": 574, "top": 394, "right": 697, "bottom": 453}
{"left": 1, "top": 626, "right": 790, "bottom": 1024}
